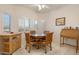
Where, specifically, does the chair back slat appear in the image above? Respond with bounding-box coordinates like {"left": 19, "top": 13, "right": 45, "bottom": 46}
{"left": 45, "top": 32, "right": 53, "bottom": 44}
{"left": 30, "top": 30, "right": 36, "bottom": 34}
{"left": 25, "top": 32, "right": 30, "bottom": 44}
{"left": 44, "top": 31, "right": 50, "bottom": 34}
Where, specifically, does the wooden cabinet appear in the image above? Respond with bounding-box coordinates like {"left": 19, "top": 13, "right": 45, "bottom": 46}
{"left": 60, "top": 29, "right": 79, "bottom": 53}
{"left": 0, "top": 33, "right": 21, "bottom": 55}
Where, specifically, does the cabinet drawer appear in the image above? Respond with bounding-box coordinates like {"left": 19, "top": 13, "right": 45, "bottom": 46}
{"left": 0, "top": 48, "right": 9, "bottom": 52}
{"left": 0, "top": 44, "right": 9, "bottom": 48}
{"left": 0, "top": 38, "right": 9, "bottom": 42}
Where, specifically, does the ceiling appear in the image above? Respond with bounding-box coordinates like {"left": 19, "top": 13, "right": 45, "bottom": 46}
{"left": 16, "top": 4, "right": 68, "bottom": 13}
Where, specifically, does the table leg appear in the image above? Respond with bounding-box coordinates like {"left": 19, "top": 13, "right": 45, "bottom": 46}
{"left": 35, "top": 39, "right": 40, "bottom": 49}
{"left": 62, "top": 37, "right": 64, "bottom": 45}
{"left": 76, "top": 39, "right": 78, "bottom": 53}
{"left": 37, "top": 45, "right": 40, "bottom": 49}
{"left": 60, "top": 36, "right": 64, "bottom": 47}
{"left": 60, "top": 36, "right": 61, "bottom": 46}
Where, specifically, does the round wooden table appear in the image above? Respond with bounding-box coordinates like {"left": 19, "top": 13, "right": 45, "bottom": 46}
{"left": 30, "top": 34, "right": 46, "bottom": 49}
{"left": 31, "top": 34, "right": 45, "bottom": 40}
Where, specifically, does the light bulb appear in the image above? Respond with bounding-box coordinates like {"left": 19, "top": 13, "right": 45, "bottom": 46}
{"left": 35, "top": 20, "right": 37, "bottom": 24}
{"left": 38, "top": 5, "right": 42, "bottom": 11}
{"left": 42, "top": 5, "right": 45, "bottom": 8}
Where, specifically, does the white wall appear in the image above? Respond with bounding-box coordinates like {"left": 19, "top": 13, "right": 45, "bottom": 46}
{"left": 37, "top": 13, "right": 50, "bottom": 33}
{"left": 45, "top": 5, "right": 79, "bottom": 46}
{"left": 0, "top": 5, "right": 38, "bottom": 33}
{"left": 13, "top": 5, "right": 38, "bottom": 32}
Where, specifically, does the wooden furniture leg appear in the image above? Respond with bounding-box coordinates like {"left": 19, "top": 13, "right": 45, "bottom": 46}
{"left": 28, "top": 45, "right": 31, "bottom": 53}
{"left": 25, "top": 45, "right": 27, "bottom": 49}
{"left": 50, "top": 43, "right": 52, "bottom": 51}
{"left": 76, "top": 39, "right": 78, "bottom": 53}
{"left": 36, "top": 44, "right": 40, "bottom": 49}
{"left": 45, "top": 45, "right": 47, "bottom": 54}
{"left": 60, "top": 36, "right": 61, "bottom": 46}
{"left": 60, "top": 36, "right": 64, "bottom": 46}
{"left": 62, "top": 37, "right": 64, "bottom": 45}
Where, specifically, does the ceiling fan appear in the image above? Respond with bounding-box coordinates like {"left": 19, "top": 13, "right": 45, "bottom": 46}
{"left": 33, "top": 4, "right": 49, "bottom": 11}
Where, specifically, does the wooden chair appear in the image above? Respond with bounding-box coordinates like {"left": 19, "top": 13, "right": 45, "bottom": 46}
{"left": 44, "top": 31, "right": 50, "bottom": 34}
{"left": 41, "top": 31, "right": 50, "bottom": 42}
{"left": 30, "top": 30, "right": 36, "bottom": 42}
{"left": 30, "top": 30, "right": 36, "bottom": 34}
{"left": 25, "top": 32, "right": 38, "bottom": 53}
{"left": 25, "top": 32, "right": 31, "bottom": 53}
{"left": 41, "top": 32, "right": 53, "bottom": 53}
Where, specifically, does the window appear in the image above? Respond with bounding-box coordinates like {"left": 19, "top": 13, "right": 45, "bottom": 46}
{"left": 19, "top": 19, "right": 25, "bottom": 31}
{"left": 29, "top": 19, "right": 35, "bottom": 29}
{"left": 25, "top": 19, "right": 30, "bottom": 31}
{"left": 18, "top": 17, "right": 38, "bottom": 32}
{"left": 18, "top": 17, "right": 30, "bottom": 32}
{"left": 35, "top": 20, "right": 38, "bottom": 29}
{"left": 3, "top": 13, "right": 11, "bottom": 32}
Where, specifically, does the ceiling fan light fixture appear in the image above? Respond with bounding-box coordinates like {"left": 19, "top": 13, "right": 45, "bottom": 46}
{"left": 38, "top": 5, "right": 42, "bottom": 11}
{"left": 42, "top": 5, "right": 45, "bottom": 8}
{"left": 37, "top": 5, "right": 48, "bottom": 11}
{"left": 33, "top": 4, "right": 49, "bottom": 11}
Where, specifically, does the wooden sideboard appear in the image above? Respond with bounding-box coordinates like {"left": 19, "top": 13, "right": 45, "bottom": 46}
{"left": 60, "top": 28, "right": 79, "bottom": 53}
{"left": 0, "top": 33, "right": 21, "bottom": 55}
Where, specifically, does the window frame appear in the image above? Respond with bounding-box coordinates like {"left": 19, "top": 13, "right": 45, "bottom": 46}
{"left": 2, "top": 12, "right": 11, "bottom": 32}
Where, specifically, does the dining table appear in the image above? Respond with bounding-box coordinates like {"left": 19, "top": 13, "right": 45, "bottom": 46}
{"left": 31, "top": 33, "right": 46, "bottom": 40}
{"left": 30, "top": 33, "right": 46, "bottom": 49}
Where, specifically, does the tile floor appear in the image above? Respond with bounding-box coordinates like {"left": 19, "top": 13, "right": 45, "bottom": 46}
{"left": 13, "top": 43, "right": 79, "bottom": 55}
{"left": 12, "top": 37, "right": 79, "bottom": 55}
